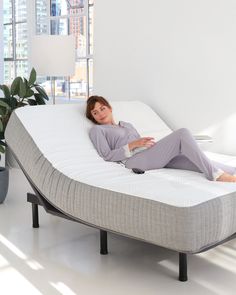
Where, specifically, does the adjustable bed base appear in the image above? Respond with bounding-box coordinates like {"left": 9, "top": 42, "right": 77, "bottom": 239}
{"left": 20, "top": 159, "right": 236, "bottom": 282}
{"left": 5, "top": 101, "right": 236, "bottom": 282}
{"left": 25, "top": 183, "right": 236, "bottom": 282}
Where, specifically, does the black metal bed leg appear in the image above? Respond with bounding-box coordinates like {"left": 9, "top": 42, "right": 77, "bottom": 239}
{"left": 32, "top": 203, "right": 39, "bottom": 228}
{"left": 100, "top": 230, "right": 108, "bottom": 255}
{"left": 179, "top": 253, "right": 188, "bottom": 282}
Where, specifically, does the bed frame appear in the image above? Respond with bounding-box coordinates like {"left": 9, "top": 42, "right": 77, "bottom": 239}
{"left": 12, "top": 148, "right": 236, "bottom": 282}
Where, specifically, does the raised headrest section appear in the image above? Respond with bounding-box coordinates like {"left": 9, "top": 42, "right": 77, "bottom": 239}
{"left": 11, "top": 100, "right": 172, "bottom": 141}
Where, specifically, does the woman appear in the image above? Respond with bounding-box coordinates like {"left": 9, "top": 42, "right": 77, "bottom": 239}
{"left": 86, "top": 95, "right": 236, "bottom": 182}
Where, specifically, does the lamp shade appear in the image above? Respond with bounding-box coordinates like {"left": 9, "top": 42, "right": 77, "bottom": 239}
{"left": 30, "top": 35, "right": 76, "bottom": 76}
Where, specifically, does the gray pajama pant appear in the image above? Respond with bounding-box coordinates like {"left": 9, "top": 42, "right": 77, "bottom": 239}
{"left": 125, "top": 128, "right": 236, "bottom": 181}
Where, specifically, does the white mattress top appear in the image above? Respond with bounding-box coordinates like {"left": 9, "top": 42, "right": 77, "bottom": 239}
{"left": 14, "top": 101, "right": 236, "bottom": 207}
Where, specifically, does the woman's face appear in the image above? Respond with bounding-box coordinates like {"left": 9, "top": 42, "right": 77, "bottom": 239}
{"left": 91, "top": 102, "right": 114, "bottom": 125}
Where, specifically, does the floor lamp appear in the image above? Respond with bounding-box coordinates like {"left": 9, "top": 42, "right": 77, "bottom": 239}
{"left": 30, "top": 35, "right": 75, "bottom": 104}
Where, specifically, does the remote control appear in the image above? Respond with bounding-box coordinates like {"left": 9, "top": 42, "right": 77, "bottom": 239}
{"left": 132, "top": 168, "right": 145, "bottom": 174}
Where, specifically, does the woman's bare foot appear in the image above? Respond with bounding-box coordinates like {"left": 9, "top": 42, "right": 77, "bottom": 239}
{"left": 216, "top": 172, "right": 236, "bottom": 182}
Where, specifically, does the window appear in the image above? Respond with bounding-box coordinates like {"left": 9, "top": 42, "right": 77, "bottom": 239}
{"left": 3, "top": 0, "right": 28, "bottom": 84}
{"left": 35, "top": 0, "right": 94, "bottom": 101}
{"left": 3, "top": 0, "right": 94, "bottom": 102}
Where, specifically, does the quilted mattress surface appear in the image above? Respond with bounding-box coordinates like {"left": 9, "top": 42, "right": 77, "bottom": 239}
{"left": 5, "top": 101, "right": 236, "bottom": 253}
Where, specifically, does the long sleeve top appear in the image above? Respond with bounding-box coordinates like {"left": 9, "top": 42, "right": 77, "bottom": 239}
{"left": 89, "top": 121, "right": 146, "bottom": 163}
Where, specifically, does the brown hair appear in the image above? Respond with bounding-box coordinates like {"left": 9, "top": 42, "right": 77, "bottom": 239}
{"left": 86, "top": 95, "right": 112, "bottom": 124}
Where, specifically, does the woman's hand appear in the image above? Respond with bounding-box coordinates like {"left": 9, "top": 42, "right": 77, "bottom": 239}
{"left": 128, "top": 137, "right": 156, "bottom": 151}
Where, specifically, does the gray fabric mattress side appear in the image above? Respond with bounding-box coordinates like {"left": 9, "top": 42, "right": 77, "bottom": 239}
{"left": 5, "top": 111, "right": 236, "bottom": 253}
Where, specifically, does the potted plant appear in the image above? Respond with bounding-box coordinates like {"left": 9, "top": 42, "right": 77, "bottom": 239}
{"left": 0, "top": 68, "right": 49, "bottom": 203}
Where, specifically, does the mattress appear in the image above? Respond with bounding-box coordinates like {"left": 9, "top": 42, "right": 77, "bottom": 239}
{"left": 5, "top": 101, "right": 236, "bottom": 253}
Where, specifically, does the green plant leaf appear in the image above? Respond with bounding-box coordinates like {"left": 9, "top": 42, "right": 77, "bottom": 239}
{"left": 24, "top": 78, "right": 29, "bottom": 94}
{"left": 0, "top": 100, "right": 11, "bottom": 110}
{"left": 9, "top": 96, "right": 18, "bottom": 109}
{"left": 19, "top": 78, "right": 27, "bottom": 98}
{"left": 0, "top": 107, "right": 5, "bottom": 116}
{"left": 27, "top": 99, "right": 37, "bottom": 105}
{"left": 34, "top": 93, "right": 46, "bottom": 105}
{"left": 0, "top": 103, "right": 9, "bottom": 116}
{"left": 24, "top": 89, "right": 34, "bottom": 98}
{"left": 35, "top": 86, "right": 49, "bottom": 101}
{"left": 10, "top": 77, "right": 21, "bottom": 95}
{"left": 0, "top": 120, "right": 3, "bottom": 132}
{"left": 0, "top": 144, "right": 5, "bottom": 154}
{"left": 0, "top": 97, "right": 11, "bottom": 107}
{"left": 0, "top": 85, "right": 11, "bottom": 98}
{"left": 29, "top": 68, "right": 36, "bottom": 86}
{"left": 17, "top": 102, "right": 27, "bottom": 107}
{"left": 0, "top": 140, "right": 6, "bottom": 147}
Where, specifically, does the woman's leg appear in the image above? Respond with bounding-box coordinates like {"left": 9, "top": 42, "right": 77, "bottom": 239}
{"left": 165, "top": 155, "right": 202, "bottom": 172}
{"left": 125, "top": 128, "right": 224, "bottom": 181}
{"left": 165, "top": 155, "right": 236, "bottom": 175}
{"left": 210, "top": 160, "right": 236, "bottom": 175}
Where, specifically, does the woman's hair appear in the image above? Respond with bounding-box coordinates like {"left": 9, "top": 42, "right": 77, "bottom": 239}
{"left": 86, "top": 95, "right": 112, "bottom": 124}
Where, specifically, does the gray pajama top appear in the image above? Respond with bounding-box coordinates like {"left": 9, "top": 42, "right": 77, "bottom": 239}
{"left": 89, "top": 121, "right": 147, "bottom": 163}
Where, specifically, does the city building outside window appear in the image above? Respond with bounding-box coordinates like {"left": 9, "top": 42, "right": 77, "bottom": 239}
{"left": 3, "top": 0, "right": 28, "bottom": 85}
{"left": 3, "top": 0, "right": 94, "bottom": 102}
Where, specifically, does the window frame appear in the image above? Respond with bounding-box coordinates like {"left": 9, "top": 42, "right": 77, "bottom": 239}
{"left": 31, "top": 0, "right": 94, "bottom": 100}
{"left": 3, "top": 0, "right": 28, "bottom": 80}
{"left": 3, "top": 0, "right": 94, "bottom": 100}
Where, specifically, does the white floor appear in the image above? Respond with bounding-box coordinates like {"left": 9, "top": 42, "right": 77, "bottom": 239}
{"left": 1, "top": 169, "right": 236, "bottom": 295}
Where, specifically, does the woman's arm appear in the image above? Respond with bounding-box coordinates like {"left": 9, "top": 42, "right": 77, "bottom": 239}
{"left": 89, "top": 126, "right": 132, "bottom": 162}
{"left": 128, "top": 137, "right": 155, "bottom": 151}
{"left": 123, "top": 122, "right": 155, "bottom": 151}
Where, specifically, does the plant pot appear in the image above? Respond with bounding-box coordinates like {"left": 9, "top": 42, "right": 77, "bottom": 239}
{"left": 0, "top": 167, "right": 9, "bottom": 204}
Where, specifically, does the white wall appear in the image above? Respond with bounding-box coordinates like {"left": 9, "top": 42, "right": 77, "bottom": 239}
{"left": 94, "top": 0, "right": 236, "bottom": 155}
